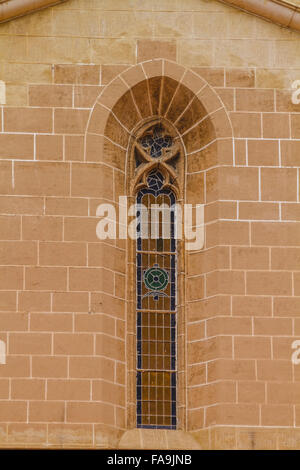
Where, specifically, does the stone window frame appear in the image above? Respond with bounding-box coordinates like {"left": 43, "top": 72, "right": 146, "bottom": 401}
{"left": 85, "top": 59, "right": 233, "bottom": 434}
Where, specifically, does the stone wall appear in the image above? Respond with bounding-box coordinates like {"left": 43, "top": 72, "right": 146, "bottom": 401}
{"left": 0, "top": 0, "right": 300, "bottom": 449}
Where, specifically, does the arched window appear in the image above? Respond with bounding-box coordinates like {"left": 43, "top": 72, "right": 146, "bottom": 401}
{"left": 88, "top": 62, "right": 231, "bottom": 444}
{"left": 131, "top": 121, "right": 183, "bottom": 429}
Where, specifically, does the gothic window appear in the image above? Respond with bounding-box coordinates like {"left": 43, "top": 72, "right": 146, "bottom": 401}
{"left": 132, "top": 122, "right": 182, "bottom": 429}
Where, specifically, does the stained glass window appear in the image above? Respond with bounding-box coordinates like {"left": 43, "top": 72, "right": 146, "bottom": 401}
{"left": 134, "top": 124, "right": 179, "bottom": 430}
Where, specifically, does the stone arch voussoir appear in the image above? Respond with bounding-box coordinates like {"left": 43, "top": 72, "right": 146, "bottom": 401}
{"left": 85, "top": 60, "right": 233, "bottom": 161}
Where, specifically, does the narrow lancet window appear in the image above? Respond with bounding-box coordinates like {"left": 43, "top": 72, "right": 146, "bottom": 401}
{"left": 132, "top": 123, "right": 181, "bottom": 429}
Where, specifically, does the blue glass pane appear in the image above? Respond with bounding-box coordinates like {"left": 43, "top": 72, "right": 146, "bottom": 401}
{"left": 147, "top": 170, "right": 164, "bottom": 191}
{"left": 140, "top": 126, "right": 173, "bottom": 159}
